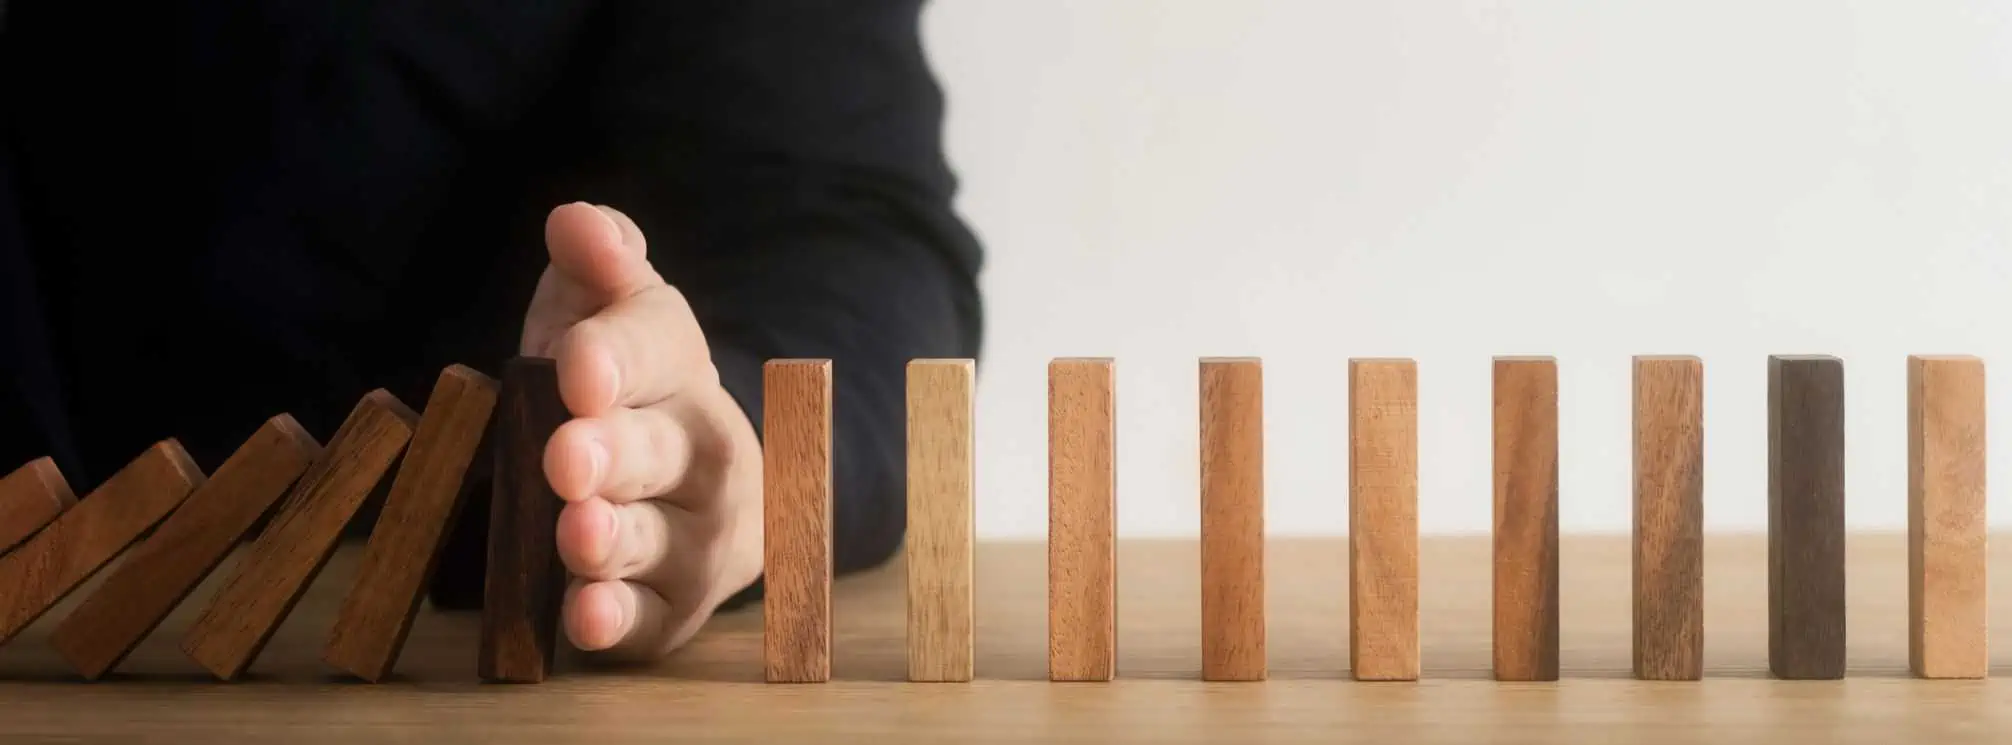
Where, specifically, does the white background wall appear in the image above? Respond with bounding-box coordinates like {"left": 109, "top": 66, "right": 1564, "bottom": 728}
{"left": 919, "top": 1, "right": 2012, "bottom": 538}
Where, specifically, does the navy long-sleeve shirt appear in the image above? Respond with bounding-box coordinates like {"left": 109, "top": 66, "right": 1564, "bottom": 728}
{"left": 0, "top": 0, "right": 983, "bottom": 609}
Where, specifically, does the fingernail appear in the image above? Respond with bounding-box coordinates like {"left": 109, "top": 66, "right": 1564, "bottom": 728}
{"left": 591, "top": 204, "right": 623, "bottom": 238}
{"left": 586, "top": 435, "right": 609, "bottom": 492}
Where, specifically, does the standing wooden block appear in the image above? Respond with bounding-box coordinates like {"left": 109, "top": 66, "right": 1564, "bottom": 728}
{"left": 0, "top": 456, "right": 75, "bottom": 554}
{"left": 1907, "top": 354, "right": 1986, "bottom": 679}
{"left": 182, "top": 390, "right": 417, "bottom": 681}
{"left": 1492, "top": 356, "right": 1559, "bottom": 682}
{"left": 765, "top": 359, "right": 834, "bottom": 683}
{"left": 0, "top": 440, "right": 203, "bottom": 645}
{"left": 1767, "top": 354, "right": 1846, "bottom": 680}
{"left": 1200, "top": 357, "right": 1265, "bottom": 681}
{"left": 481, "top": 357, "right": 569, "bottom": 684}
{"left": 1349, "top": 358, "right": 1418, "bottom": 682}
{"left": 1632, "top": 355, "right": 1704, "bottom": 681}
{"left": 1049, "top": 357, "right": 1116, "bottom": 682}
{"left": 905, "top": 359, "right": 976, "bottom": 683}
{"left": 328, "top": 365, "right": 499, "bottom": 682}
{"left": 50, "top": 416, "right": 321, "bottom": 680}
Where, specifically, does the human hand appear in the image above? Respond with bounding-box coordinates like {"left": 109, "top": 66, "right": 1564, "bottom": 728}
{"left": 520, "top": 202, "right": 764, "bottom": 660}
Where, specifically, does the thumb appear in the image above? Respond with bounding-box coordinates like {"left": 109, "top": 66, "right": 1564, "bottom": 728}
{"left": 544, "top": 202, "right": 665, "bottom": 305}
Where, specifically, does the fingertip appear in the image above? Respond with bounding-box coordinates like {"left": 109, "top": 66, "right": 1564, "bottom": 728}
{"left": 545, "top": 419, "right": 608, "bottom": 502}
{"left": 556, "top": 497, "right": 618, "bottom": 577}
{"left": 554, "top": 325, "right": 621, "bottom": 417}
{"left": 565, "top": 580, "right": 635, "bottom": 652}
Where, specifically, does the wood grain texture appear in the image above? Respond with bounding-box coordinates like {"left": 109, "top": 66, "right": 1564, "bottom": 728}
{"left": 1200, "top": 357, "right": 1264, "bottom": 682}
{"left": 0, "top": 456, "right": 75, "bottom": 555}
{"left": 1632, "top": 355, "right": 1704, "bottom": 681}
{"left": 1049, "top": 357, "right": 1117, "bottom": 681}
{"left": 0, "top": 440, "right": 203, "bottom": 645}
{"left": 905, "top": 359, "right": 975, "bottom": 682}
{"left": 1767, "top": 354, "right": 1846, "bottom": 680}
{"left": 1906, "top": 354, "right": 1985, "bottom": 679}
{"left": 764, "top": 359, "right": 834, "bottom": 683}
{"left": 182, "top": 390, "right": 417, "bottom": 681}
{"left": 328, "top": 365, "right": 498, "bottom": 682}
{"left": 1349, "top": 358, "right": 1418, "bottom": 681}
{"left": 1492, "top": 356, "right": 1559, "bottom": 682}
{"left": 50, "top": 416, "right": 321, "bottom": 680}
{"left": 481, "top": 357, "right": 568, "bottom": 684}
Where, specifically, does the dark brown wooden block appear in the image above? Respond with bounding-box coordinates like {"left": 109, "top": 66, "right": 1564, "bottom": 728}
{"left": 50, "top": 416, "right": 321, "bottom": 680}
{"left": 1492, "top": 356, "right": 1559, "bottom": 682}
{"left": 480, "top": 357, "right": 569, "bottom": 684}
{"left": 181, "top": 390, "right": 417, "bottom": 681}
{"left": 1767, "top": 354, "right": 1846, "bottom": 680}
{"left": 0, "top": 456, "right": 76, "bottom": 555}
{"left": 1632, "top": 355, "right": 1704, "bottom": 681}
{"left": 0, "top": 440, "right": 204, "bottom": 645}
{"left": 764, "top": 359, "right": 834, "bottom": 683}
{"left": 328, "top": 365, "right": 498, "bottom": 682}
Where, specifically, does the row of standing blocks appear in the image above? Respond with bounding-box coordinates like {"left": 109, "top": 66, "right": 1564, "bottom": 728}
{"left": 0, "top": 353, "right": 1983, "bottom": 684}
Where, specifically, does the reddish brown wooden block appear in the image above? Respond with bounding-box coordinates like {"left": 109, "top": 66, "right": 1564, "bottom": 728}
{"left": 1632, "top": 356, "right": 1704, "bottom": 681}
{"left": 1493, "top": 356, "right": 1559, "bottom": 682}
{"left": 1350, "top": 358, "right": 1419, "bottom": 681}
{"left": 1200, "top": 357, "right": 1264, "bottom": 682}
{"left": 1907, "top": 354, "right": 1986, "bottom": 679}
{"left": 181, "top": 390, "right": 417, "bottom": 681}
{"left": 481, "top": 357, "right": 569, "bottom": 684}
{"left": 50, "top": 416, "right": 321, "bottom": 680}
{"left": 0, "top": 456, "right": 76, "bottom": 555}
{"left": 0, "top": 441, "right": 204, "bottom": 645}
{"left": 328, "top": 365, "right": 498, "bottom": 682}
{"left": 764, "top": 359, "right": 834, "bottom": 683}
{"left": 1049, "top": 357, "right": 1116, "bottom": 682}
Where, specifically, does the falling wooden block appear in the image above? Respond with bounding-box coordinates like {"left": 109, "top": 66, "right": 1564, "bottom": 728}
{"left": 182, "top": 390, "right": 417, "bottom": 681}
{"left": 1200, "top": 357, "right": 1264, "bottom": 682}
{"left": 1492, "top": 356, "right": 1559, "bottom": 682}
{"left": 1907, "top": 354, "right": 1986, "bottom": 679}
{"left": 1349, "top": 358, "right": 1418, "bottom": 682}
{"left": 50, "top": 416, "right": 321, "bottom": 680}
{"left": 1767, "top": 354, "right": 1846, "bottom": 680}
{"left": 0, "top": 440, "right": 203, "bottom": 645}
{"left": 328, "top": 365, "right": 499, "bottom": 682}
{"left": 1632, "top": 355, "right": 1704, "bottom": 681}
{"left": 1049, "top": 357, "right": 1116, "bottom": 682}
{"left": 905, "top": 359, "right": 976, "bottom": 683}
{"left": 481, "top": 357, "right": 568, "bottom": 684}
{"left": 764, "top": 359, "right": 834, "bottom": 683}
{"left": 0, "top": 456, "right": 75, "bottom": 555}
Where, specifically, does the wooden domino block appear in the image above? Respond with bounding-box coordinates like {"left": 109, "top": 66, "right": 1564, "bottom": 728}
{"left": 182, "top": 390, "right": 417, "bottom": 681}
{"left": 0, "top": 456, "right": 75, "bottom": 555}
{"left": 1200, "top": 357, "right": 1264, "bottom": 682}
{"left": 1907, "top": 354, "right": 1986, "bottom": 679}
{"left": 1492, "top": 356, "right": 1559, "bottom": 682}
{"left": 481, "top": 357, "right": 569, "bottom": 684}
{"left": 50, "top": 416, "right": 321, "bottom": 680}
{"left": 0, "top": 440, "right": 203, "bottom": 645}
{"left": 1632, "top": 355, "right": 1704, "bottom": 681}
{"left": 905, "top": 359, "right": 975, "bottom": 683}
{"left": 1767, "top": 354, "right": 1846, "bottom": 680}
{"left": 764, "top": 359, "right": 834, "bottom": 683}
{"left": 1049, "top": 357, "right": 1116, "bottom": 682}
{"left": 329, "top": 365, "right": 498, "bottom": 682}
{"left": 1350, "top": 358, "right": 1419, "bottom": 682}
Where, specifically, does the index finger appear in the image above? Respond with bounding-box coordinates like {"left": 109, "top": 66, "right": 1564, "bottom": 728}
{"left": 553, "top": 285, "right": 718, "bottom": 417}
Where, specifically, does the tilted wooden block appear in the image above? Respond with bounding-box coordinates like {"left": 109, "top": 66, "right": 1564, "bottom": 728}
{"left": 1200, "top": 357, "right": 1264, "bottom": 682}
{"left": 1907, "top": 354, "right": 1986, "bottom": 679}
{"left": 50, "top": 416, "right": 321, "bottom": 680}
{"left": 182, "top": 390, "right": 417, "bottom": 681}
{"left": 1492, "top": 356, "right": 1559, "bottom": 682}
{"left": 1632, "top": 355, "right": 1704, "bottom": 681}
{"left": 0, "top": 456, "right": 76, "bottom": 555}
{"left": 1049, "top": 357, "right": 1116, "bottom": 682}
{"left": 1767, "top": 354, "right": 1846, "bottom": 680}
{"left": 1350, "top": 358, "right": 1418, "bottom": 682}
{"left": 764, "top": 359, "right": 835, "bottom": 684}
{"left": 0, "top": 440, "right": 204, "bottom": 645}
{"left": 905, "top": 359, "right": 976, "bottom": 683}
{"left": 329, "top": 364, "right": 498, "bottom": 682}
{"left": 481, "top": 357, "right": 569, "bottom": 684}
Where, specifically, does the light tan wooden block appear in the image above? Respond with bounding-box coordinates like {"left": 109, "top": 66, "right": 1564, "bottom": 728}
{"left": 1200, "top": 357, "right": 1264, "bottom": 682}
{"left": 764, "top": 359, "right": 834, "bottom": 683}
{"left": 1907, "top": 354, "right": 1986, "bottom": 679}
{"left": 1632, "top": 355, "right": 1704, "bottom": 681}
{"left": 905, "top": 359, "right": 976, "bottom": 683}
{"left": 1349, "top": 358, "right": 1418, "bottom": 681}
{"left": 1493, "top": 356, "right": 1559, "bottom": 681}
{"left": 1049, "top": 357, "right": 1116, "bottom": 682}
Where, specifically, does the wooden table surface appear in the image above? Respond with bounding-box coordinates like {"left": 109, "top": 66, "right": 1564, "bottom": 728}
{"left": 1, "top": 532, "right": 2008, "bottom": 743}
